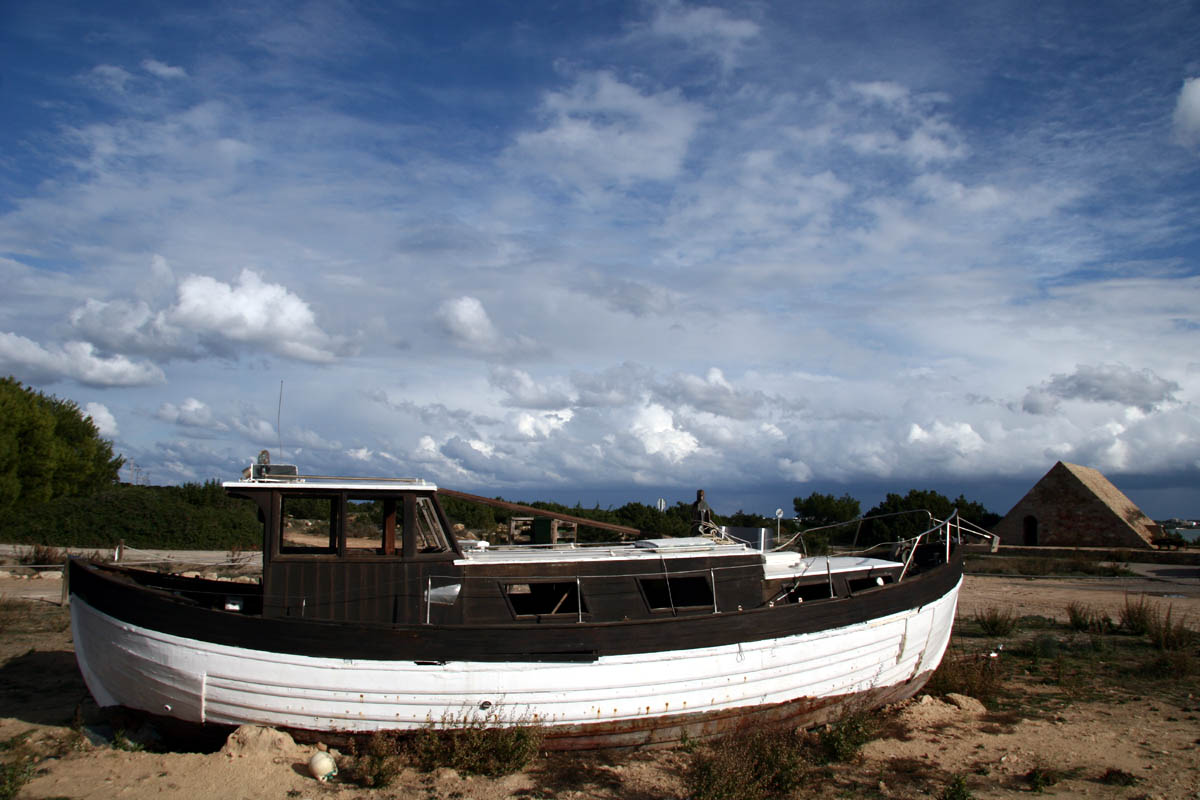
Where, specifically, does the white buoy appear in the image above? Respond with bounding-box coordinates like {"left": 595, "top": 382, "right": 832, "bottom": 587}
{"left": 308, "top": 750, "right": 337, "bottom": 781}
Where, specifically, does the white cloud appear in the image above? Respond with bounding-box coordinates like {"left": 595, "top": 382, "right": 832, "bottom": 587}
{"left": 630, "top": 402, "right": 699, "bottom": 463}
{"left": 513, "top": 409, "right": 574, "bottom": 439}
{"left": 156, "top": 397, "right": 225, "bottom": 429}
{"left": 141, "top": 59, "right": 187, "bottom": 79}
{"left": 84, "top": 402, "right": 119, "bottom": 437}
{"left": 0, "top": 332, "right": 165, "bottom": 387}
{"left": 648, "top": 1, "right": 759, "bottom": 70}
{"left": 171, "top": 269, "right": 338, "bottom": 363}
{"left": 1172, "top": 77, "right": 1200, "bottom": 148}
{"left": 907, "top": 421, "right": 985, "bottom": 455}
{"left": 513, "top": 71, "right": 706, "bottom": 189}
{"left": 437, "top": 296, "right": 539, "bottom": 358}
{"left": 437, "top": 296, "right": 500, "bottom": 352}
{"left": 489, "top": 366, "right": 572, "bottom": 409}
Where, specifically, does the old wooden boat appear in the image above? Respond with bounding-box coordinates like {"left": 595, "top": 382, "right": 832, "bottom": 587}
{"left": 68, "top": 462, "right": 979, "bottom": 749}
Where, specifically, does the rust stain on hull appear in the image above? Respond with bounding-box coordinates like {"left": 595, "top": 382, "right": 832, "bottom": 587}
{"left": 534, "top": 669, "right": 937, "bottom": 750}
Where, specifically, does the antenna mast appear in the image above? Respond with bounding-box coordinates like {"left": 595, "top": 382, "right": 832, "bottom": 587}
{"left": 276, "top": 380, "right": 284, "bottom": 461}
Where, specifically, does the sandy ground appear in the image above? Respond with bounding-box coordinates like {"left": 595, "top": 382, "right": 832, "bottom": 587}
{"left": 2, "top": 568, "right": 1199, "bottom": 799}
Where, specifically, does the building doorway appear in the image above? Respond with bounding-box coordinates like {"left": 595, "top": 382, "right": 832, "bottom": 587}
{"left": 1023, "top": 515, "right": 1039, "bottom": 546}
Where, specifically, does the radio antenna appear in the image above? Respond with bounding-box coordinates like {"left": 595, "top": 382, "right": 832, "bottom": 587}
{"left": 276, "top": 380, "right": 284, "bottom": 461}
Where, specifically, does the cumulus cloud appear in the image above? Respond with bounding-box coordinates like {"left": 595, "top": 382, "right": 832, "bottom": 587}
{"left": 489, "top": 366, "right": 572, "bottom": 409}
{"left": 907, "top": 421, "right": 985, "bottom": 455}
{"left": 141, "top": 58, "right": 187, "bottom": 79}
{"left": 512, "top": 409, "right": 574, "bottom": 440}
{"left": 570, "top": 363, "right": 652, "bottom": 408}
{"left": 156, "top": 397, "right": 225, "bottom": 429}
{"left": 171, "top": 269, "right": 338, "bottom": 362}
{"left": 1172, "top": 77, "right": 1200, "bottom": 148}
{"left": 1023, "top": 363, "right": 1179, "bottom": 414}
{"left": 629, "top": 402, "right": 699, "bottom": 463}
{"left": 656, "top": 367, "right": 765, "bottom": 420}
{"left": 68, "top": 267, "right": 340, "bottom": 364}
{"left": 437, "top": 296, "right": 539, "bottom": 357}
{"left": 70, "top": 298, "right": 190, "bottom": 358}
{"left": 0, "top": 332, "right": 165, "bottom": 387}
{"left": 84, "top": 402, "right": 119, "bottom": 437}
{"left": 513, "top": 71, "right": 706, "bottom": 189}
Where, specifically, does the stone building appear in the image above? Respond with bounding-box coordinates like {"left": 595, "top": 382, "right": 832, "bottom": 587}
{"left": 993, "top": 461, "right": 1161, "bottom": 548}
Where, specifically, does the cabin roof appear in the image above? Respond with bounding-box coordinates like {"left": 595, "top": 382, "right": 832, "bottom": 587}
{"left": 223, "top": 476, "right": 438, "bottom": 493}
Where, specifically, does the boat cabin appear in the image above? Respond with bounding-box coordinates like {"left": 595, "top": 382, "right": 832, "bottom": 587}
{"left": 220, "top": 468, "right": 918, "bottom": 632}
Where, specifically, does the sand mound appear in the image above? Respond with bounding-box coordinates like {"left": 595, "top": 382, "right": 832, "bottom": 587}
{"left": 220, "top": 725, "right": 298, "bottom": 757}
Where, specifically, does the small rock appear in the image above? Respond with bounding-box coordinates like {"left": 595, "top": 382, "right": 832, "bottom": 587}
{"left": 945, "top": 693, "right": 986, "bottom": 713}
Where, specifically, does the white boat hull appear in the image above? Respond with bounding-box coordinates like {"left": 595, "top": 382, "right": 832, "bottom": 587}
{"left": 71, "top": 576, "right": 959, "bottom": 748}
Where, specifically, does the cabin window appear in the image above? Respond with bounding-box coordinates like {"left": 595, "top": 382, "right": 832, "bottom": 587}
{"left": 785, "top": 580, "right": 835, "bottom": 603}
{"left": 344, "top": 496, "right": 402, "bottom": 556}
{"left": 280, "top": 495, "right": 337, "bottom": 554}
{"left": 414, "top": 496, "right": 450, "bottom": 553}
{"left": 504, "top": 581, "right": 587, "bottom": 617}
{"left": 639, "top": 575, "right": 713, "bottom": 612}
{"left": 847, "top": 574, "right": 890, "bottom": 594}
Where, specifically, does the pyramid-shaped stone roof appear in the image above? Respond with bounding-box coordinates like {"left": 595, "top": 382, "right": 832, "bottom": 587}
{"left": 993, "top": 461, "right": 1161, "bottom": 548}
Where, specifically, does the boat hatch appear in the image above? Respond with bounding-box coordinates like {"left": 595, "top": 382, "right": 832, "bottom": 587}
{"left": 634, "top": 537, "right": 725, "bottom": 551}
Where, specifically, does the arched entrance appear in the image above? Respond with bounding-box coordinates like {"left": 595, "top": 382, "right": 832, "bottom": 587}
{"left": 1023, "top": 515, "right": 1038, "bottom": 546}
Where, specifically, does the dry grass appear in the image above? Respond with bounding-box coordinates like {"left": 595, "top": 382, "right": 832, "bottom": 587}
{"left": 926, "top": 649, "right": 1006, "bottom": 705}
{"left": 972, "top": 606, "right": 1019, "bottom": 636}
{"left": 1065, "top": 601, "right": 1112, "bottom": 634}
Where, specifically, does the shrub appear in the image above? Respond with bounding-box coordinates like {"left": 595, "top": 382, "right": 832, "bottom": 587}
{"left": 339, "top": 732, "right": 404, "bottom": 788}
{"left": 1066, "top": 602, "right": 1111, "bottom": 634}
{"left": 412, "top": 705, "right": 543, "bottom": 777}
{"left": 1119, "top": 595, "right": 1153, "bottom": 635}
{"left": 813, "top": 709, "right": 879, "bottom": 763}
{"left": 973, "top": 607, "right": 1019, "bottom": 636}
{"left": 938, "top": 774, "right": 974, "bottom": 800}
{"left": 1100, "top": 767, "right": 1138, "bottom": 786}
{"left": 0, "top": 759, "right": 33, "bottom": 800}
{"left": 1024, "top": 764, "right": 1061, "bottom": 792}
{"left": 1145, "top": 605, "right": 1195, "bottom": 652}
{"left": 686, "top": 727, "right": 807, "bottom": 800}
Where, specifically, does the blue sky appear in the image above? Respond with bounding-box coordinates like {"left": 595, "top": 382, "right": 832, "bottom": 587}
{"left": 2, "top": 1, "right": 1199, "bottom": 519}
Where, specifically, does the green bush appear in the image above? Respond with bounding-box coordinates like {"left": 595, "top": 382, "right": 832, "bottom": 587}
{"left": 938, "top": 774, "right": 975, "bottom": 800}
{"left": 339, "top": 732, "right": 404, "bottom": 788}
{"left": 813, "top": 710, "right": 879, "bottom": 763}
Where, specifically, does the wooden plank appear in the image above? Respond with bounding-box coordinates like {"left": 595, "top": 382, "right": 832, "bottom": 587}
{"left": 438, "top": 488, "right": 641, "bottom": 537}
